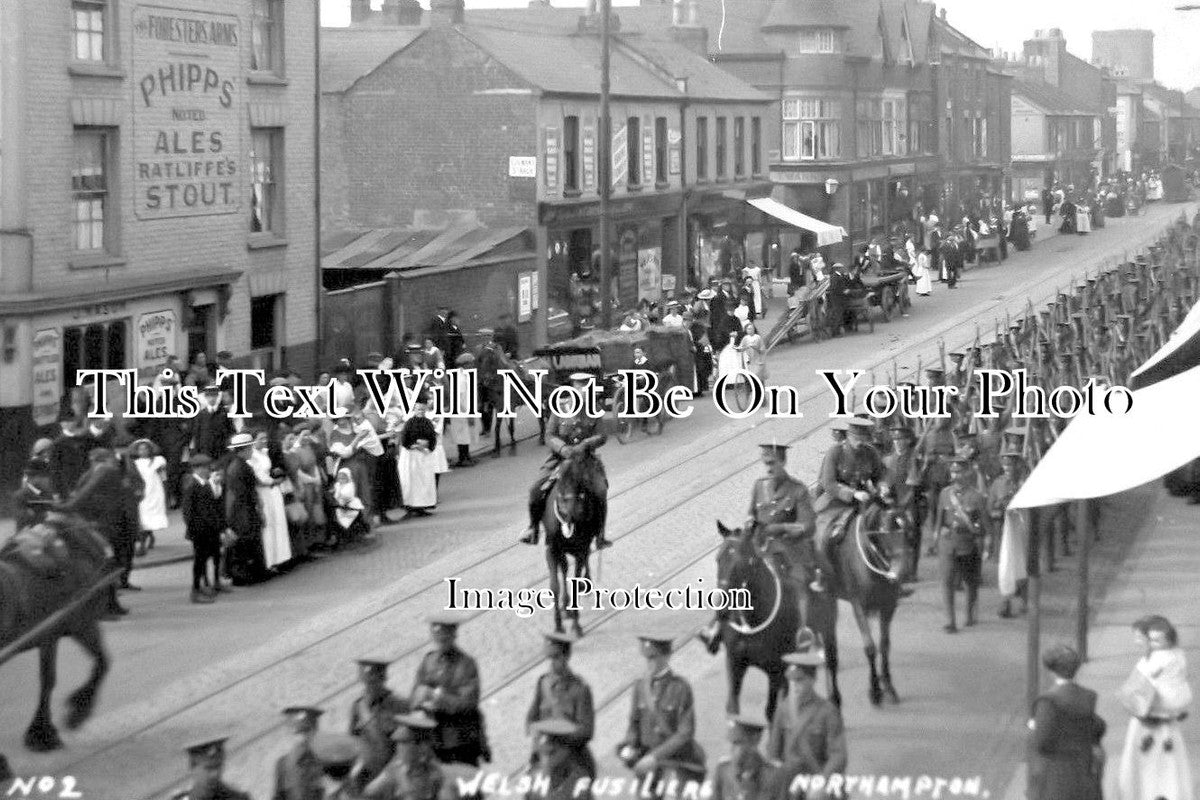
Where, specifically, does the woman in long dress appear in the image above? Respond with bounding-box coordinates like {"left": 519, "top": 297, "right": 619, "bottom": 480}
{"left": 249, "top": 430, "right": 292, "bottom": 570}
{"left": 737, "top": 322, "right": 767, "bottom": 384}
{"left": 130, "top": 438, "right": 169, "bottom": 555}
{"left": 1118, "top": 615, "right": 1194, "bottom": 800}
{"left": 717, "top": 327, "right": 746, "bottom": 385}
{"left": 449, "top": 352, "right": 480, "bottom": 467}
{"left": 396, "top": 400, "right": 439, "bottom": 517}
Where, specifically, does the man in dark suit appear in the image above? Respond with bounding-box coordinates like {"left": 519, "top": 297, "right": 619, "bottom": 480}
{"left": 429, "top": 306, "right": 452, "bottom": 356}
{"left": 49, "top": 418, "right": 96, "bottom": 497}
{"left": 190, "top": 385, "right": 233, "bottom": 463}
{"left": 495, "top": 312, "right": 520, "bottom": 359}
{"left": 1029, "top": 644, "right": 1105, "bottom": 800}
{"left": 57, "top": 447, "right": 130, "bottom": 617}
{"left": 181, "top": 453, "right": 227, "bottom": 603}
{"left": 223, "top": 433, "right": 264, "bottom": 586}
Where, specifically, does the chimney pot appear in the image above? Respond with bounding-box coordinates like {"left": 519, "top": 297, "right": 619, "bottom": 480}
{"left": 430, "top": 0, "right": 464, "bottom": 25}
{"left": 939, "top": 7, "right": 946, "bottom": 20}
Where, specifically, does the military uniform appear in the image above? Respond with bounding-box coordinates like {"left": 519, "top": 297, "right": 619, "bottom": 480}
{"left": 933, "top": 477, "right": 989, "bottom": 631}
{"left": 523, "top": 761, "right": 593, "bottom": 800}
{"left": 363, "top": 756, "right": 447, "bottom": 800}
{"left": 750, "top": 473, "right": 818, "bottom": 583}
{"left": 272, "top": 744, "right": 324, "bottom": 800}
{"left": 525, "top": 403, "right": 609, "bottom": 541}
{"left": 618, "top": 668, "right": 706, "bottom": 783}
{"left": 173, "top": 738, "right": 252, "bottom": 800}
{"left": 525, "top": 669, "right": 596, "bottom": 776}
{"left": 411, "top": 645, "right": 487, "bottom": 766}
{"left": 883, "top": 437, "right": 923, "bottom": 581}
{"left": 813, "top": 435, "right": 886, "bottom": 570}
{"left": 711, "top": 750, "right": 787, "bottom": 800}
{"left": 766, "top": 693, "right": 847, "bottom": 792}
{"left": 350, "top": 690, "right": 410, "bottom": 784}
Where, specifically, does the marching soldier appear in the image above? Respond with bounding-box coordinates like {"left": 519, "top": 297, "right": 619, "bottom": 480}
{"left": 698, "top": 443, "right": 818, "bottom": 653}
{"left": 525, "top": 632, "right": 596, "bottom": 777}
{"left": 617, "top": 635, "right": 706, "bottom": 791}
{"left": 930, "top": 457, "right": 991, "bottom": 632}
{"left": 711, "top": 715, "right": 786, "bottom": 800}
{"left": 172, "top": 738, "right": 252, "bottom": 800}
{"left": 813, "top": 417, "right": 891, "bottom": 586}
{"left": 767, "top": 650, "right": 847, "bottom": 793}
{"left": 312, "top": 734, "right": 366, "bottom": 800}
{"left": 349, "top": 658, "right": 410, "bottom": 791}
{"left": 411, "top": 615, "right": 490, "bottom": 767}
{"left": 526, "top": 719, "right": 595, "bottom": 800}
{"left": 273, "top": 707, "right": 325, "bottom": 800}
{"left": 520, "top": 373, "right": 611, "bottom": 549}
{"left": 916, "top": 413, "right": 955, "bottom": 538}
{"left": 362, "top": 712, "right": 448, "bottom": 800}
{"left": 883, "top": 424, "right": 924, "bottom": 582}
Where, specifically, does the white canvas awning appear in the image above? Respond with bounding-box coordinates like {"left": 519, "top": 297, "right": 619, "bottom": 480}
{"left": 747, "top": 197, "right": 847, "bottom": 247}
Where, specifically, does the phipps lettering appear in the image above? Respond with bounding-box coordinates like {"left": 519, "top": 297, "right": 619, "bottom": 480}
{"left": 139, "top": 63, "right": 234, "bottom": 109}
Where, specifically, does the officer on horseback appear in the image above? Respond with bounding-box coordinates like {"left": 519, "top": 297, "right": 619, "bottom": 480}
{"left": 697, "top": 443, "right": 821, "bottom": 653}
{"left": 520, "top": 373, "right": 612, "bottom": 549}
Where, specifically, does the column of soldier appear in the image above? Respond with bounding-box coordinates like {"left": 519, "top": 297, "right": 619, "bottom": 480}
{"left": 170, "top": 215, "right": 1198, "bottom": 800}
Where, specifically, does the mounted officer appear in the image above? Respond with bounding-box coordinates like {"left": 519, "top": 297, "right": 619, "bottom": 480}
{"left": 697, "top": 443, "right": 819, "bottom": 653}
{"left": 520, "top": 373, "right": 611, "bottom": 549}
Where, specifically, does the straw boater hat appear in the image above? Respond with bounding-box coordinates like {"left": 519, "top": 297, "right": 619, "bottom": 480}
{"left": 226, "top": 432, "right": 255, "bottom": 450}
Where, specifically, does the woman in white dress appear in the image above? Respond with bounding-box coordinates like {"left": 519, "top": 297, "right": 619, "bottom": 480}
{"left": 737, "top": 322, "right": 767, "bottom": 383}
{"left": 130, "top": 439, "right": 168, "bottom": 555}
{"left": 913, "top": 248, "right": 933, "bottom": 297}
{"left": 249, "top": 431, "right": 292, "bottom": 570}
{"left": 717, "top": 327, "right": 747, "bottom": 384}
{"left": 396, "top": 399, "right": 439, "bottom": 517}
{"left": 1076, "top": 203, "right": 1093, "bottom": 235}
{"left": 1118, "top": 615, "right": 1194, "bottom": 800}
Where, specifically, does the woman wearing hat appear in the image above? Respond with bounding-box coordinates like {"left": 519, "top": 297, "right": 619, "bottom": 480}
{"left": 250, "top": 430, "right": 293, "bottom": 572}
{"left": 396, "top": 397, "right": 440, "bottom": 518}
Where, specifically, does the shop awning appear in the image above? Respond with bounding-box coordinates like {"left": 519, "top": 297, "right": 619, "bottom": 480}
{"left": 746, "top": 198, "right": 847, "bottom": 247}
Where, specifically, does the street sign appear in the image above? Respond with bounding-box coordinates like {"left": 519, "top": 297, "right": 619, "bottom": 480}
{"left": 508, "top": 157, "right": 537, "bottom": 178}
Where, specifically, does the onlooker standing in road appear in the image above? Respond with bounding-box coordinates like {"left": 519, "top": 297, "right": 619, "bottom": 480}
{"left": 449, "top": 352, "right": 480, "bottom": 468}
{"left": 495, "top": 311, "right": 520, "bottom": 359}
{"left": 180, "top": 453, "right": 225, "bottom": 603}
{"left": 444, "top": 311, "right": 466, "bottom": 367}
{"left": 224, "top": 432, "right": 266, "bottom": 585}
{"left": 129, "top": 438, "right": 168, "bottom": 555}
{"left": 429, "top": 306, "right": 452, "bottom": 358}
{"left": 1117, "top": 615, "right": 1194, "bottom": 800}
{"left": 190, "top": 385, "right": 233, "bottom": 465}
{"left": 49, "top": 417, "right": 96, "bottom": 498}
{"left": 1027, "top": 644, "right": 1106, "bottom": 800}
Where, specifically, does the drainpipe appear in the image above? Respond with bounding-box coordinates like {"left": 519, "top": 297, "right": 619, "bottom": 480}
{"left": 313, "top": 1, "right": 324, "bottom": 371}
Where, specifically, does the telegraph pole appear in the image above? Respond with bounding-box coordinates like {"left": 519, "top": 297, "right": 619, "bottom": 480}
{"left": 598, "top": 0, "right": 613, "bottom": 329}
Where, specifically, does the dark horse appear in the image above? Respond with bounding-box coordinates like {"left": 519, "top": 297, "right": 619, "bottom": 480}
{"left": 543, "top": 455, "right": 604, "bottom": 636}
{"left": 713, "top": 500, "right": 902, "bottom": 713}
{"left": 0, "top": 513, "right": 113, "bottom": 751}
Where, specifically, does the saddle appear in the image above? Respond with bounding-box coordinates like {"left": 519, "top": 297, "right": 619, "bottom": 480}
{"left": 1, "top": 523, "right": 75, "bottom": 579}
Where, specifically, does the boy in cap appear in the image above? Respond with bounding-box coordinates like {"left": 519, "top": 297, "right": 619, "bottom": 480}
{"left": 525, "top": 632, "right": 596, "bottom": 777}
{"left": 274, "top": 706, "right": 325, "bottom": 800}
{"left": 766, "top": 650, "right": 846, "bottom": 786}
{"left": 181, "top": 453, "right": 227, "bottom": 603}
{"left": 350, "top": 658, "right": 410, "bottom": 788}
{"left": 189, "top": 384, "right": 234, "bottom": 464}
{"left": 712, "top": 715, "right": 785, "bottom": 800}
{"left": 411, "top": 615, "right": 489, "bottom": 766}
{"left": 929, "top": 456, "right": 991, "bottom": 632}
{"left": 171, "top": 738, "right": 251, "bottom": 800}
{"left": 526, "top": 719, "right": 594, "bottom": 800}
{"left": 361, "top": 712, "right": 446, "bottom": 800}
{"left": 617, "top": 635, "right": 706, "bottom": 790}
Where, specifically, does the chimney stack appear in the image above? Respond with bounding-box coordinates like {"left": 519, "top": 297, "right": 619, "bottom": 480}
{"left": 430, "top": 0, "right": 464, "bottom": 26}
{"left": 670, "top": 0, "right": 707, "bottom": 57}
{"left": 351, "top": 0, "right": 372, "bottom": 24}
{"left": 383, "top": 0, "right": 423, "bottom": 25}
{"left": 939, "top": 7, "right": 946, "bottom": 20}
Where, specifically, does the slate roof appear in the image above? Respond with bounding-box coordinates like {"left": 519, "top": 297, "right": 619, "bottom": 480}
{"left": 760, "top": 0, "right": 848, "bottom": 30}
{"left": 321, "top": 27, "right": 425, "bottom": 93}
{"left": 1012, "top": 79, "right": 1095, "bottom": 116}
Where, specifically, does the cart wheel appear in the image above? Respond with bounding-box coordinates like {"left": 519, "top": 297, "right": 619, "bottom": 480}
{"left": 880, "top": 290, "right": 894, "bottom": 322}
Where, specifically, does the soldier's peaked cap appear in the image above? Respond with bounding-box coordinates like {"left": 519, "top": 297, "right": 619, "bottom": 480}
{"left": 728, "top": 714, "right": 768, "bottom": 740}
{"left": 428, "top": 612, "right": 465, "bottom": 630}
{"left": 637, "top": 634, "right": 673, "bottom": 653}
{"left": 311, "top": 733, "right": 363, "bottom": 767}
{"left": 184, "top": 737, "right": 228, "bottom": 765}
{"left": 847, "top": 418, "right": 875, "bottom": 432}
{"left": 356, "top": 658, "right": 390, "bottom": 673}
{"left": 829, "top": 418, "right": 851, "bottom": 432}
{"left": 282, "top": 705, "right": 324, "bottom": 720}
{"left": 759, "top": 443, "right": 790, "bottom": 458}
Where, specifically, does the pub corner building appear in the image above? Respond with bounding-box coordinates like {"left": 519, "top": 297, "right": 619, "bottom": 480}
{"left": 0, "top": 0, "right": 320, "bottom": 490}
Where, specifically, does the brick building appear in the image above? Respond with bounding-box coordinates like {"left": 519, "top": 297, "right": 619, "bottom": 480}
{"left": 0, "top": 0, "right": 320, "bottom": 486}
{"left": 320, "top": 0, "right": 772, "bottom": 351}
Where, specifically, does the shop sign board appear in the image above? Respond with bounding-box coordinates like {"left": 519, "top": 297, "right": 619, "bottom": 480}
{"left": 518, "top": 273, "right": 533, "bottom": 322}
{"left": 582, "top": 127, "right": 596, "bottom": 190}
{"left": 509, "top": 157, "right": 537, "bottom": 178}
{"left": 132, "top": 5, "right": 243, "bottom": 220}
{"left": 544, "top": 127, "right": 559, "bottom": 192}
{"left": 32, "top": 329, "right": 63, "bottom": 426}
{"left": 137, "top": 309, "right": 177, "bottom": 375}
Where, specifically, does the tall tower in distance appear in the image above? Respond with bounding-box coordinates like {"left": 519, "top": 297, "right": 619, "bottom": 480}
{"left": 1092, "top": 29, "right": 1155, "bottom": 83}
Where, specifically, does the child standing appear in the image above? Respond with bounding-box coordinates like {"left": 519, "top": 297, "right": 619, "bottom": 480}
{"left": 180, "top": 453, "right": 227, "bottom": 604}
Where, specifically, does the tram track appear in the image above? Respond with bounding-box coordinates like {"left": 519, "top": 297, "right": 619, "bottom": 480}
{"left": 21, "top": 209, "right": 1189, "bottom": 797}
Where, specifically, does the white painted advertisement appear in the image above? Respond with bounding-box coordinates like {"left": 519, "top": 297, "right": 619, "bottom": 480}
{"left": 137, "top": 309, "right": 177, "bottom": 376}
{"left": 637, "top": 246, "right": 662, "bottom": 303}
{"left": 32, "top": 329, "right": 63, "bottom": 426}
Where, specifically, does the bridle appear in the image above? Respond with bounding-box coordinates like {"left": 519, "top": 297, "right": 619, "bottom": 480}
{"left": 726, "top": 538, "right": 782, "bottom": 637}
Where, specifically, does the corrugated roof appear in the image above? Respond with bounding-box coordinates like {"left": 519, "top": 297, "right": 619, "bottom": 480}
{"left": 1012, "top": 79, "right": 1093, "bottom": 116}
{"left": 322, "top": 225, "right": 531, "bottom": 272}
{"left": 321, "top": 27, "right": 425, "bottom": 93}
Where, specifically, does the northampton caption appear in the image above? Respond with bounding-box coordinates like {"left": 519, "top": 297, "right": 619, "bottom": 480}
{"left": 75, "top": 367, "right": 1134, "bottom": 422}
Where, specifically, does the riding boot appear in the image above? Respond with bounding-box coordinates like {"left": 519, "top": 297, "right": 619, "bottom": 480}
{"left": 594, "top": 501, "right": 612, "bottom": 549}
{"left": 696, "top": 617, "right": 722, "bottom": 655}
{"left": 520, "top": 495, "right": 545, "bottom": 545}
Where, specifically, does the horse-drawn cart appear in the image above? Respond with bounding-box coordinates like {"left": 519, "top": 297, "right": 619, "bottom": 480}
{"left": 862, "top": 270, "right": 911, "bottom": 322}
{"left": 765, "top": 279, "right": 830, "bottom": 351}
{"left": 974, "top": 232, "right": 1001, "bottom": 263}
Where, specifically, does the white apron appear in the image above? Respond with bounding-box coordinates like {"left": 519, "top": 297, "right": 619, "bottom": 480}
{"left": 397, "top": 446, "right": 438, "bottom": 509}
{"left": 134, "top": 455, "right": 169, "bottom": 532}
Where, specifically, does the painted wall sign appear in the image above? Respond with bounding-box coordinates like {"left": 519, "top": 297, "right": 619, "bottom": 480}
{"left": 509, "top": 156, "right": 537, "bottom": 178}
{"left": 544, "top": 127, "right": 560, "bottom": 192}
{"left": 582, "top": 127, "right": 596, "bottom": 190}
{"left": 668, "top": 128, "right": 682, "bottom": 175}
{"left": 612, "top": 124, "right": 628, "bottom": 189}
{"left": 32, "top": 329, "right": 63, "bottom": 426}
{"left": 137, "top": 309, "right": 177, "bottom": 375}
{"left": 642, "top": 122, "right": 654, "bottom": 185}
{"left": 132, "top": 5, "right": 243, "bottom": 220}
{"left": 530, "top": 269, "right": 540, "bottom": 311}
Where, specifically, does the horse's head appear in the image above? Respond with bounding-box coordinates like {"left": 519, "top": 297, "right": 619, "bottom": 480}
{"left": 554, "top": 456, "right": 592, "bottom": 523}
{"left": 715, "top": 521, "right": 763, "bottom": 593}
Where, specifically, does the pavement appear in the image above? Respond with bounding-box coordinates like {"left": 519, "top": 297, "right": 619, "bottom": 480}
{"left": 0, "top": 200, "right": 1195, "bottom": 798}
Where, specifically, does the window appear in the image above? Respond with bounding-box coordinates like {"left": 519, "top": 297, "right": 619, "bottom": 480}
{"left": 715, "top": 117, "right": 727, "bottom": 179}
{"left": 62, "top": 320, "right": 127, "bottom": 403}
{"left": 856, "top": 98, "right": 883, "bottom": 158}
{"left": 907, "top": 95, "right": 934, "bottom": 154}
{"left": 967, "top": 116, "right": 987, "bottom": 159}
{"left": 798, "top": 28, "right": 837, "bottom": 53}
{"left": 250, "top": 0, "right": 282, "bottom": 74}
{"left": 655, "top": 117, "right": 668, "bottom": 184}
{"left": 627, "top": 117, "right": 640, "bottom": 185}
{"left": 250, "top": 128, "right": 283, "bottom": 234}
{"left": 733, "top": 117, "right": 746, "bottom": 177}
{"left": 782, "top": 98, "right": 841, "bottom": 161}
{"left": 696, "top": 117, "right": 708, "bottom": 180}
{"left": 563, "top": 116, "right": 579, "bottom": 192}
{"left": 250, "top": 295, "right": 281, "bottom": 350}
{"left": 882, "top": 99, "right": 904, "bottom": 156}
{"left": 751, "top": 117, "right": 762, "bottom": 174}
{"left": 72, "top": 129, "right": 112, "bottom": 253}
{"left": 72, "top": 0, "right": 107, "bottom": 62}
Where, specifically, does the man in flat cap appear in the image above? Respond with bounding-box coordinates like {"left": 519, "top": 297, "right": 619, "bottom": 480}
{"left": 171, "top": 738, "right": 252, "bottom": 800}
{"left": 526, "top": 719, "right": 594, "bottom": 800}
{"left": 411, "top": 616, "right": 489, "bottom": 767}
{"left": 699, "top": 443, "right": 818, "bottom": 653}
{"left": 361, "top": 712, "right": 447, "bottom": 800}
{"left": 274, "top": 707, "right": 326, "bottom": 800}
{"left": 190, "top": 384, "right": 234, "bottom": 464}
{"left": 929, "top": 456, "right": 991, "bottom": 632}
{"left": 712, "top": 715, "right": 786, "bottom": 800}
{"left": 520, "top": 373, "right": 611, "bottom": 550}
{"left": 618, "top": 635, "right": 706, "bottom": 792}
{"left": 181, "top": 452, "right": 227, "bottom": 603}
{"left": 350, "top": 658, "right": 410, "bottom": 790}
{"left": 525, "top": 632, "right": 596, "bottom": 777}
{"left": 766, "top": 650, "right": 847, "bottom": 793}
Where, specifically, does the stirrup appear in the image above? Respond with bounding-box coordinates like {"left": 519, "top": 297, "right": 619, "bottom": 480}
{"left": 795, "top": 627, "right": 817, "bottom": 651}
{"left": 594, "top": 536, "right": 613, "bottom": 550}
{"left": 696, "top": 622, "right": 721, "bottom": 655}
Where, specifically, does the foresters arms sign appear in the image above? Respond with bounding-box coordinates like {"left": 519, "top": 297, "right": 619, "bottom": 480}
{"left": 132, "top": 6, "right": 242, "bottom": 220}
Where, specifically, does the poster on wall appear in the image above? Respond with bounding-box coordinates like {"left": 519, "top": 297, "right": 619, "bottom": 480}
{"left": 137, "top": 309, "right": 177, "bottom": 377}
{"left": 582, "top": 127, "right": 596, "bottom": 190}
{"left": 544, "top": 127, "right": 560, "bottom": 192}
{"left": 132, "top": 5, "right": 243, "bottom": 220}
{"left": 32, "top": 328, "right": 62, "bottom": 426}
{"left": 530, "top": 270, "right": 540, "bottom": 311}
{"left": 642, "top": 123, "right": 654, "bottom": 185}
{"left": 518, "top": 273, "right": 533, "bottom": 323}
{"left": 637, "top": 246, "right": 662, "bottom": 304}
{"left": 618, "top": 227, "right": 638, "bottom": 307}
{"left": 668, "top": 129, "right": 682, "bottom": 175}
